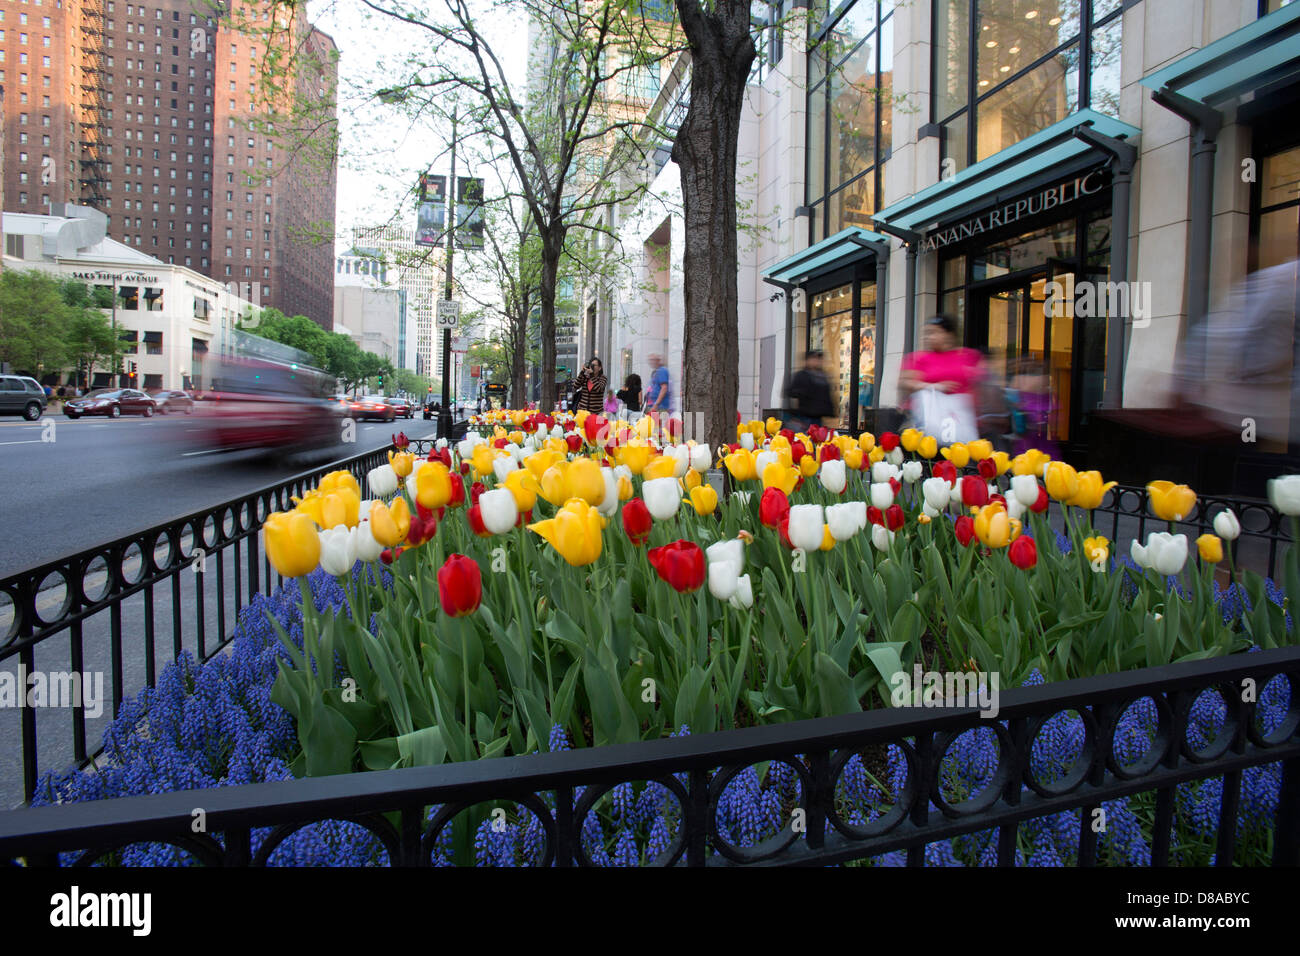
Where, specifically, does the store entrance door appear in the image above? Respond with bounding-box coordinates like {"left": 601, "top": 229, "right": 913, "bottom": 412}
{"left": 969, "top": 262, "right": 1086, "bottom": 455}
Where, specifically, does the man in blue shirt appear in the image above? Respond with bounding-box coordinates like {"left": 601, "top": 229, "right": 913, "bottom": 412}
{"left": 645, "top": 353, "right": 672, "bottom": 421}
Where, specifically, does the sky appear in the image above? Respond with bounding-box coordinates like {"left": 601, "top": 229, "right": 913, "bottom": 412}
{"left": 306, "top": 0, "right": 529, "bottom": 247}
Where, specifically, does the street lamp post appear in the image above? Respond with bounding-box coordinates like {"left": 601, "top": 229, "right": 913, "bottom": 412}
{"left": 437, "top": 109, "right": 458, "bottom": 442}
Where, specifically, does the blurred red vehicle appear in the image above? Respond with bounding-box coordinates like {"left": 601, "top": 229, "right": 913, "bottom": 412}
{"left": 348, "top": 395, "right": 397, "bottom": 422}
{"left": 191, "top": 353, "right": 342, "bottom": 455}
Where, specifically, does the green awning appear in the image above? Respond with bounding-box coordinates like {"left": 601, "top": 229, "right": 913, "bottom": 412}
{"left": 762, "top": 227, "right": 890, "bottom": 287}
{"left": 873, "top": 109, "right": 1139, "bottom": 233}
{"left": 1141, "top": 3, "right": 1300, "bottom": 106}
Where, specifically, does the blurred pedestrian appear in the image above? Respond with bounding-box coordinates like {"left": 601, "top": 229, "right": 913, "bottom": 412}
{"left": 974, "top": 347, "right": 1013, "bottom": 452}
{"left": 645, "top": 353, "right": 672, "bottom": 422}
{"left": 1009, "top": 357, "right": 1060, "bottom": 458}
{"left": 785, "top": 349, "right": 835, "bottom": 434}
{"left": 898, "top": 314, "right": 981, "bottom": 443}
{"left": 603, "top": 388, "right": 618, "bottom": 416}
{"left": 573, "top": 356, "right": 608, "bottom": 414}
{"left": 617, "top": 372, "right": 643, "bottom": 422}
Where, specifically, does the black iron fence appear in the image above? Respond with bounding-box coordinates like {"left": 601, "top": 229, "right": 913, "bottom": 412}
{"left": 0, "top": 439, "right": 1292, "bottom": 812}
{"left": 1, "top": 645, "right": 1297, "bottom": 866}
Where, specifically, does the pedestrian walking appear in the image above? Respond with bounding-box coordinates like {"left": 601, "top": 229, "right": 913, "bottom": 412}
{"left": 572, "top": 357, "right": 608, "bottom": 414}
{"left": 785, "top": 349, "right": 835, "bottom": 435}
{"left": 1008, "top": 357, "right": 1060, "bottom": 459}
{"left": 616, "top": 372, "right": 643, "bottom": 422}
{"left": 897, "top": 314, "right": 981, "bottom": 443}
{"left": 974, "top": 347, "right": 1014, "bottom": 452}
{"left": 603, "top": 389, "right": 619, "bottom": 416}
{"left": 645, "top": 354, "right": 672, "bottom": 428}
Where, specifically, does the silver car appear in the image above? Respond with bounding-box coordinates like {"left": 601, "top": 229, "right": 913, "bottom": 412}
{"left": 0, "top": 376, "right": 48, "bottom": 420}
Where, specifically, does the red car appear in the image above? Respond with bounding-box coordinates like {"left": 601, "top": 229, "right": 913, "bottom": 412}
{"left": 347, "top": 395, "right": 397, "bottom": 422}
{"left": 64, "top": 388, "right": 157, "bottom": 419}
{"left": 385, "top": 396, "right": 414, "bottom": 419}
{"left": 192, "top": 358, "right": 342, "bottom": 454}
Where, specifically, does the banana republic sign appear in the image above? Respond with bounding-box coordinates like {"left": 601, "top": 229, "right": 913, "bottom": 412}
{"left": 920, "top": 167, "right": 1108, "bottom": 252}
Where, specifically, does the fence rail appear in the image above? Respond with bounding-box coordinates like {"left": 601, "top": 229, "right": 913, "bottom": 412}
{"left": 1, "top": 645, "right": 1297, "bottom": 866}
{"left": 0, "top": 435, "right": 1292, "bottom": 809}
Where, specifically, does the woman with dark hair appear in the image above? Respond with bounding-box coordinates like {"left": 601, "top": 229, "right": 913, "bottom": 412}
{"left": 616, "top": 372, "right": 643, "bottom": 419}
{"left": 572, "top": 356, "right": 608, "bottom": 414}
{"left": 897, "top": 314, "right": 982, "bottom": 442}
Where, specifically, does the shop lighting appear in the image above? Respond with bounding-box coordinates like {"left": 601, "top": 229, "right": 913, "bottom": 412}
{"left": 1025, "top": 10, "right": 1038, "bottom": 19}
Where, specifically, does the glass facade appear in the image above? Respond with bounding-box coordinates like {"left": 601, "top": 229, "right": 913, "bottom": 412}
{"left": 933, "top": 1, "right": 1122, "bottom": 174}
{"left": 803, "top": 274, "right": 877, "bottom": 431}
{"left": 806, "top": 0, "right": 895, "bottom": 241}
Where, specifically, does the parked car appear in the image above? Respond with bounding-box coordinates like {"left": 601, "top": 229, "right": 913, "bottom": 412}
{"left": 347, "top": 395, "right": 396, "bottom": 422}
{"left": 0, "top": 375, "right": 48, "bottom": 420}
{"left": 148, "top": 389, "right": 195, "bottom": 414}
{"left": 63, "top": 388, "right": 157, "bottom": 419}
{"left": 423, "top": 401, "right": 441, "bottom": 421}
{"left": 385, "top": 396, "right": 414, "bottom": 419}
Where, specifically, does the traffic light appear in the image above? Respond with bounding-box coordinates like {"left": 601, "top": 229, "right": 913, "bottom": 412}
{"left": 427, "top": 385, "right": 433, "bottom": 394}
{"left": 377, "top": 374, "right": 383, "bottom": 390}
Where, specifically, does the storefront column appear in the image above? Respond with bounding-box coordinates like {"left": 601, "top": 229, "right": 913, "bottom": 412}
{"left": 1073, "top": 126, "right": 1137, "bottom": 408}
{"left": 876, "top": 224, "right": 921, "bottom": 356}
{"left": 1151, "top": 87, "right": 1223, "bottom": 380}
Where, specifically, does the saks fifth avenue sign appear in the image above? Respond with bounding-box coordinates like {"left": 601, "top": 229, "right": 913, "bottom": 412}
{"left": 921, "top": 168, "right": 1106, "bottom": 252}
{"left": 69, "top": 270, "right": 160, "bottom": 284}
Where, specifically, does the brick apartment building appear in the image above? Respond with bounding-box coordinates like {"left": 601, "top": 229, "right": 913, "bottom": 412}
{"left": 0, "top": 0, "right": 337, "bottom": 328}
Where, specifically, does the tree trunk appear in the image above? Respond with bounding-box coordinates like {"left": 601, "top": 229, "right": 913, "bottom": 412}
{"left": 538, "top": 230, "right": 564, "bottom": 412}
{"left": 511, "top": 306, "right": 528, "bottom": 408}
{"left": 672, "top": 0, "right": 755, "bottom": 455}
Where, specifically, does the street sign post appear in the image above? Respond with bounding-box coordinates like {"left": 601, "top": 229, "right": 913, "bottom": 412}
{"left": 436, "top": 300, "right": 461, "bottom": 329}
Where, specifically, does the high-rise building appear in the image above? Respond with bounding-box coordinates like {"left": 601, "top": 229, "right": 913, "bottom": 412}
{"left": 349, "top": 221, "right": 445, "bottom": 381}
{"left": 0, "top": 0, "right": 337, "bottom": 327}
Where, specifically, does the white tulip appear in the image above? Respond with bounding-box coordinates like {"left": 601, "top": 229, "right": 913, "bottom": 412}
{"left": 922, "top": 477, "right": 951, "bottom": 511}
{"left": 670, "top": 444, "right": 691, "bottom": 478}
{"left": 354, "top": 519, "right": 384, "bottom": 563}
{"left": 1269, "top": 476, "right": 1300, "bottom": 516}
{"left": 492, "top": 455, "right": 519, "bottom": 485}
{"left": 1131, "top": 532, "right": 1188, "bottom": 576}
{"left": 708, "top": 560, "right": 740, "bottom": 602}
{"left": 730, "top": 573, "right": 754, "bottom": 609}
{"left": 318, "top": 525, "right": 357, "bottom": 576}
{"left": 690, "top": 444, "right": 712, "bottom": 473}
{"left": 820, "top": 460, "right": 847, "bottom": 495}
{"left": 707, "top": 538, "right": 745, "bottom": 572}
{"left": 1010, "top": 474, "right": 1040, "bottom": 507}
{"left": 643, "top": 477, "right": 681, "bottom": 521}
{"left": 847, "top": 500, "right": 868, "bottom": 531}
{"left": 787, "top": 504, "right": 825, "bottom": 552}
{"left": 922, "top": 502, "right": 940, "bottom": 519}
{"left": 1006, "top": 497, "right": 1026, "bottom": 521}
{"left": 367, "top": 464, "right": 399, "bottom": 498}
{"left": 613, "top": 463, "right": 633, "bottom": 484}
{"left": 871, "top": 524, "right": 895, "bottom": 552}
{"left": 739, "top": 431, "right": 755, "bottom": 450}
{"left": 597, "top": 469, "right": 620, "bottom": 518}
{"left": 755, "top": 451, "right": 779, "bottom": 481}
{"left": 479, "top": 488, "right": 519, "bottom": 535}
{"left": 870, "top": 482, "right": 894, "bottom": 510}
{"left": 435, "top": 438, "right": 449, "bottom": 451}
{"left": 456, "top": 438, "right": 477, "bottom": 461}
{"left": 886, "top": 447, "right": 904, "bottom": 466}
{"left": 1213, "top": 509, "right": 1241, "bottom": 542}
{"left": 988, "top": 482, "right": 999, "bottom": 500}
{"left": 949, "top": 484, "right": 965, "bottom": 506}
{"left": 871, "top": 462, "right": 900, "bottom": 484}
{"left": 901, "top": 460, "right": 923, "bottom": 483}
{"left": 826, "top": 502, "right": 860, "bottom": 541}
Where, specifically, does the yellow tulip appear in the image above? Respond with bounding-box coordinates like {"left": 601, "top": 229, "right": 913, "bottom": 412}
{"left": 416, "top": 461, "right": 453, "bottom": 510}
{"left": 688, "top": 485, "right": 718, "bottom": 516}
{"left": 917, "top": 513, "right": 932, "bottom": 525}
{"left": 799, "top": 455, "right": 820, "bottom": 478}
{"left": 917, "top": 435, "right": 938, "bottom": 459}
{"left": 643, "top": 455, "right": 678, "bottom": 482}
{"left": 574, "top": 410, "right": 590, "bottom": 430}
{"left": 1083, "top": 536, "right": 1110, "bottom": 564}
{"left": 1196, "top": 533, "right": 1224, "bottom": 563}
{"left": 683, "top": 468, "right": 702, "bottom": 491}
{"left": 565, "top": 457, "right": 606, "bottom": 505}
{"left": 748, "top": 420, "right": 766, "bottom": 439}
{"left": 723, "top": 449, "right": 758, "bottom": 482}
{"left": 524, "top": 449, "right": 562, "bottom": 482}
{"left": 618, "top": 442, "right": 653, "bottom": 476}
{"left": 844, "top": 446, "right": 864, "bottom": 471}
{"left": 858, "top": 432, "right": 876, "bottom": 453}
{"left": 940, "top": 443, "right": 970, "bottom": 468}
{"left": 833, "top": 435, "right": 857, "bottom": 454}
{"left": 1067, "top": 471, "right": 1117, "bottom": 510}
{"left": 1011, "top": 449, "right": 1052, "bottom": 477}
{"left": 1044, "top": 461, "right": 1080, "bottom": 503}
{"left": 868, "top": 445, "right": 886, "bottom": 464}
{"left": 633, "top": 416, "right": 655, "bottom": 439}
{"left": 974, "top": 503, "right": 1011, "bottom": 549}
{"left": 1147, "top": 480, "right": 1197, "bottom": 522}
{"left": 763, "top": 462, "right": 799, "bottom": 495}
{"left": 508, "top": 430, "right": 525, "bottom": 446}
{"left": 769, "top": 434, "right": 791, "bottom": 454}
{"left": 990, "top": 451, "right": 1012, "bottom": 476}
{"left": 318, "top": 470, "right": 361, "bottom": 500}
{"left": 766, "top": 417, "right": 783, "bottom": 436}
{"left": 900, "top": 428, "right": 921, "bottom": 453}
{"left": 819, "top": 525, "right": 836, "bottom": 551}
{"left": 505, "top": 468, "right": 542, "bottom": 512}
{"left": 966, "top": 439, "right": 993, "bottom": 461}
{"left": 321, "top": 490, "right": 360, "bottom": 529}
{"left": 388, "top": 450, "right": 414, "bottom": 479}
{"left": 1008, "top": 518, "right": 1022, "bottom": 541}
{"left": 263, "top": 511, "right": 321, "bottom": 578}
{"left": 617, "top": 475, "right": 634, "bottom": 501}
{"left": 369, "top": 498, "right": 410, "bottom": 548}
{"left": 544, "top": 436, "right": 569, "bottom": 456}
{"left": 470, "top": 444, "right": 496, "bottom": 478}
{"left": 528, "top": 498, "right": 605, "bottom": 566}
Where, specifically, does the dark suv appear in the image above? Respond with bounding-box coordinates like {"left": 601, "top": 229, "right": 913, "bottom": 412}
{"left": 0, "top": 376, "right": 48, "bottom": 421}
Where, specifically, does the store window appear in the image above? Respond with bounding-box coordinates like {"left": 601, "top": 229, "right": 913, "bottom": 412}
{"left": 933, "top": 0, "right": 1122, "bottom": 175}
{"left": 806, "top": 0, "right": 895, "bottom": 241}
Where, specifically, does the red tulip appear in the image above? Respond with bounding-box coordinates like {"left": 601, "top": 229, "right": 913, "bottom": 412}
{"left": 1008, "top": 535, "right": 1038, "bottom": 570}
{"left": 392, "top": 431, "right": 410, "bottom": 450}
{"left": 447, "top": 472, "right": 465, "bottom": 507}
{"left": 779, "top": 428, "right": 794, "bottom": 443}
{"left": 778, "top": 516, "right": 795, "bottom": 550}
{"left": 955, "top": 515, "right": 976, "bottom": 547}
{"left": 867, "top": 505, "right": 884, "bottom": 527}
{"left": 789, "top": 441, "right": 806, "bottom": 465}
{"left": 470, "top": 481, "right": 486, "bottom": 507}
{"left": 885, "top": 504, "right": 905, "bottom": 531}
{"left": 647, "top": 540, "right": 706, "bottom": 592}
{"left": 459, "top": 460, "right": 471, "bottom": 476}
{"left": 666, "top": 418, "right": 683, "bottom": 442}
{"left": 428, "top": 446, "right": 452, "bottom": 469}
{"left": 467, "top": 503, "right": 492, "bottom": 537}
{"left": 880, "top": 431, "right": 900, "bottom": 452}
{"left": 933, "top": 461, "right": 957, "bottom": 486}
{"left": 380, "top": 546, "right": 406, "bottom": 565}
{"left": 760, "top": 487, "right": 791, "bottom": 529}
{"left": 960, "top": 475, "right": 989, "bottom": 508}
{"left": 990, "top": 493, "right": 1007, "bottom": 508}
{"left": 819, "top": 443, "right": 841, "bottom": 463}
{"left": 621, "top": 497, "right": 653, "bottom": 546}
{"left": 808, "top": 424, "right": 829, "bottom": 444}
{"left": 493, "top": 437, "right": 509, "bottom": 449}
{"left": 407, "top": 503, "right": 438, "bottom": 546}
{"left": 1031, "top": 485, "right": 1050, "bottom": 514}
{"left": 977, "top": 458, "right": 997, "bottom": 480}
{"left": 583, "top": 414, "right": 608, "bottom": 444}
{"left": 437, "top": 553, "right": 483, "bottom": 617}
{"left": 565, "top": 433, "right": 583, "bottom": 454}
{"left": 889, "top": 477, "right": 901, "bottom": 497}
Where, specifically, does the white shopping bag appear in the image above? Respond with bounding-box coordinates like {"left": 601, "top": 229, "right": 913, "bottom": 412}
{"left": 911, "top": 387, "right": 979, "bottom": 444}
